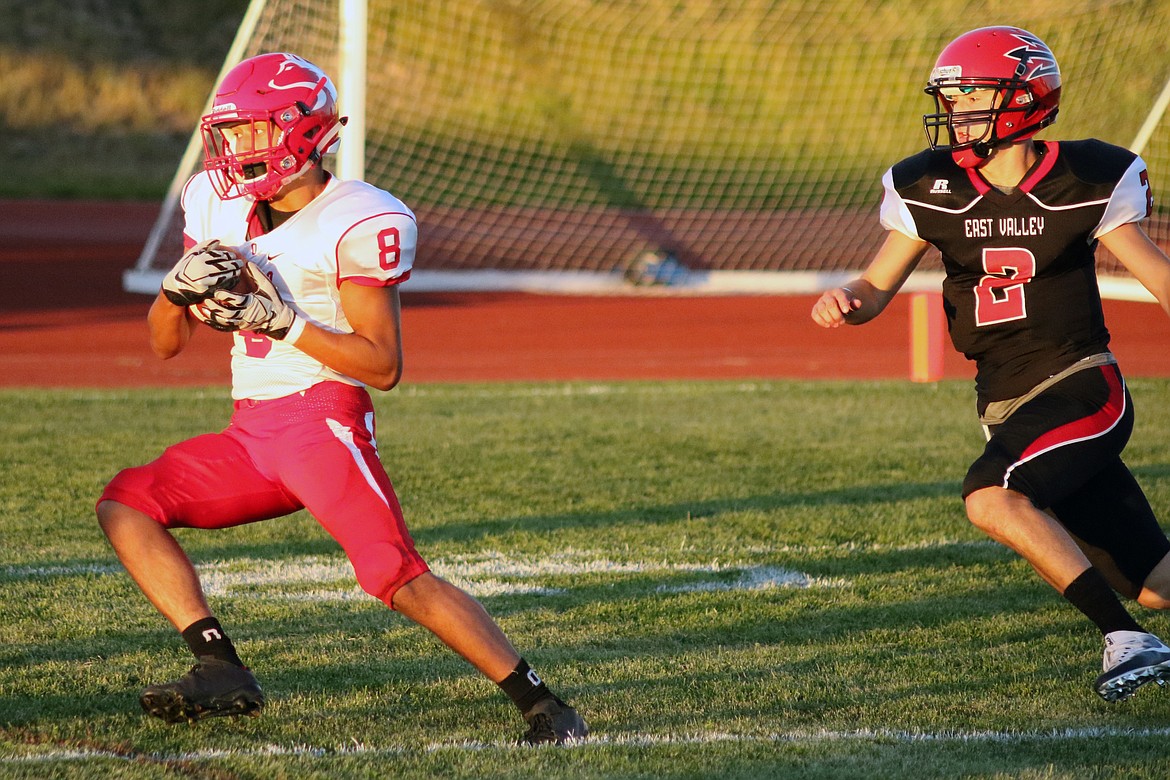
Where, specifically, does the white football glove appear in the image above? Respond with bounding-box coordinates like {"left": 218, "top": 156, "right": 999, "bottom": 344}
{"left": 192, "top": 262, "right": 298, "bottom": 340}
{"left": 161, "top": 239, "right": 245, "bottom": 306}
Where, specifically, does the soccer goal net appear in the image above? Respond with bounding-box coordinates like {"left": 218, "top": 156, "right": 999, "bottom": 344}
{"left": 125, "top": 0, "right": 1170, "bottom": 297}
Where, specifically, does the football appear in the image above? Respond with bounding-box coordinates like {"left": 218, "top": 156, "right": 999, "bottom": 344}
{"left": 224, "top": 263, "right": 257, "bottom": 295}
{"left": 189, "top": 262, "right": 256, "bottom": 329}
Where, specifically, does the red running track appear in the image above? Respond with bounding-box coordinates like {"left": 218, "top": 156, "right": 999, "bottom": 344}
{"left": 1, "top": 199, "right": 1165, "bottom": 388}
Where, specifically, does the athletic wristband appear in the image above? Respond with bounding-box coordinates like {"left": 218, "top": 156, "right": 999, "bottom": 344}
{"left": 283, "top": 315, "right": 307, "bottom": 345}
{"left": 840, "top": 287, "right": 859, "bottom": 313}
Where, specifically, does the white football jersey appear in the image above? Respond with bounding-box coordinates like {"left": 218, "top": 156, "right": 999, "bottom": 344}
{"left": 181, "top": 171, "right": 416, "bottom": 400}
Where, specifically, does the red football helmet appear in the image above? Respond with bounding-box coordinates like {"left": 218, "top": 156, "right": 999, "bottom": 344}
{"left": 923, "top": 27, "right": 1061, "bottom": 168}
{"left": 200, "top": 52, "right": 344, "bottom": 200}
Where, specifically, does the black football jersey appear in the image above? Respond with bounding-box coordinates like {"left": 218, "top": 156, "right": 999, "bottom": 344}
{"left": 880, "top": 140, "right": 1152, "bottom": 404}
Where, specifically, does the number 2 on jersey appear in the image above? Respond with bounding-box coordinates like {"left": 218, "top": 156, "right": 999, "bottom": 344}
{"left": 974, "top": 247, "right": 1036, "bottom": 326}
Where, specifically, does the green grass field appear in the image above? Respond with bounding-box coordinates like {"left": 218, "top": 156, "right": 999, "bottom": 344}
{"left": 4, "top": 379, "right": 1170, "bottom": 778}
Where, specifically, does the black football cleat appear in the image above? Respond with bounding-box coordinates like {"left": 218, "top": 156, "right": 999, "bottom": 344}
{"left": 139, "top": 658, "right": 265, "bottom": 723}
{"left": 519, "top": 697, "right": 589, "bottom": 745}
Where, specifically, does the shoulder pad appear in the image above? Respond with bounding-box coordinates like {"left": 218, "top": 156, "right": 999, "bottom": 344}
{"left": 1058, "top": 140, "right": 1138, "bottom": 186}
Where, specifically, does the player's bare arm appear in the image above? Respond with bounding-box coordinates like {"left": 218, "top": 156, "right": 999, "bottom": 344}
{"left": 811, "top": 230, "right": 930, "bottom": 328}
{"left": 147, "top": 292, "right": 200, "bottom": 359}
{"left": 292, "top": 282, "right": 405, "bottom": 391}
{"left": 1099, "top": 222, "right": 1170, "bottom": 318}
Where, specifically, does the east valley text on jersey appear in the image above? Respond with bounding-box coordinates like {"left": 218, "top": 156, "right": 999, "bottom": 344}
{"left": 880, "top": 140, "right": 1152, "bottom": 405}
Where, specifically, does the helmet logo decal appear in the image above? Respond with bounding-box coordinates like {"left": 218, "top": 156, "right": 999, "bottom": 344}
{"left": 1004, "top": 32, "right": 1058, "bottom": 82}
{"left": 267, "top": 56, "right": 325, "bottom": 92}
{"left": 930, "top": 64, "right": 962, "bottom": 83}
{"left": 266, "top": 56, "right": 331, "bottom": 111}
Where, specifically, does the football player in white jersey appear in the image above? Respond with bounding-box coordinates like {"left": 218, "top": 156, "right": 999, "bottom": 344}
{"left": 96, "top": 52, "right": 586, "bottom": 744}
{"left": 812, "top": 27, "right": 1170, "bottom": 701}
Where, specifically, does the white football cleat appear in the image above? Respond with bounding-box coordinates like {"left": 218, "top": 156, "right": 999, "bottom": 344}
{"left": 1095, "top": 630, "right": 1170, "bottom": 702}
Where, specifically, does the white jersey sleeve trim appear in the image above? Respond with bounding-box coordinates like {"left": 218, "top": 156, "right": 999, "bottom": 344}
{"left": 878, "top": 167, "right": 922, "bottom": 240}
{"left": 1094, "top": 155, "right": 1152, "bottom": 239}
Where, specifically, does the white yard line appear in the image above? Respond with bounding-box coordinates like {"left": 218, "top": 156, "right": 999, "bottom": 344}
{"left": 196, "top": 552, "right": 848, "bottom": 600}
{"left": 7, "top": 726, "right": 1170, "bottom": 764}
{"left": 0, "top": 539, "right": 999, "bottom": 582}
{"left": 2, "top": 549, "right": 851, "bottom": 600}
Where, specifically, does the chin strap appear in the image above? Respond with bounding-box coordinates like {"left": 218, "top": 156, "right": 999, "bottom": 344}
{"left": 965, "top": 107, "right": 1060, "bottom": 166}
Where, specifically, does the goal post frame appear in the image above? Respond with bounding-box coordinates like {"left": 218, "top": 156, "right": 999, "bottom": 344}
{"left": 124, "top": 0, "right": 271, "bottom": 294}
{"left": 336, "top": 0, "right": 367, "bottom": 182}
{"left": 123, "top": 0, "right": 1165, "bottom": 304}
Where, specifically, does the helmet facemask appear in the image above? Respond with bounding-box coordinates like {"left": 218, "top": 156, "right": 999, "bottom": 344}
{"left": 924, "top": 78, "right": 1054, "bottom": 168}
{"left": 203, "top": 115, "right": 286, "bottom": 200}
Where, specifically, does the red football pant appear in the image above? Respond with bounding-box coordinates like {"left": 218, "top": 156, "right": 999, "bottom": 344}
{"left": 99, "top": 381, "right": 430, "bottom": 607}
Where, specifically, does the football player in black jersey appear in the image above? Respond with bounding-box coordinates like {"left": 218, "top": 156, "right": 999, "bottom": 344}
{"left": 812, "top": 26, "right": 1170, "bottom": 701}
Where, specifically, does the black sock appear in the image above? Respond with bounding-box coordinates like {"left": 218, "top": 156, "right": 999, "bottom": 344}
{"left": 1063, "top": 567, "right": 1144, "bottom": 635}
{"left": 181, "top": 617, "right": 245, "bottom": 667}
{"left": 498, "top": 659, "right": 557, "bottom": 714}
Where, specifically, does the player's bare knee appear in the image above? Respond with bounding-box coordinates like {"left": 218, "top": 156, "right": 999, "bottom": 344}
{"left": 1137, "top": 590, "right": 1170, "bottom": 610}
{"left": 350, "top": 542, "right": 411, "bottom": 605}
{"left": 964, "top": 488, "right": 1002, "bottom": 534}
{"left": 964, "top": 486, "right": 1033, "bottom": 540}
{"left": 96, "top": 498, "right": 125, "bottom": 534}
{"left": 1137, "top": 565, "right": 1170, "bottom": 610}
{"left": 1132, "top": 554, "right": 1170, "bottom": 610}
{"left": 389, "top": 572, "right": 437, "bottom": 616}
